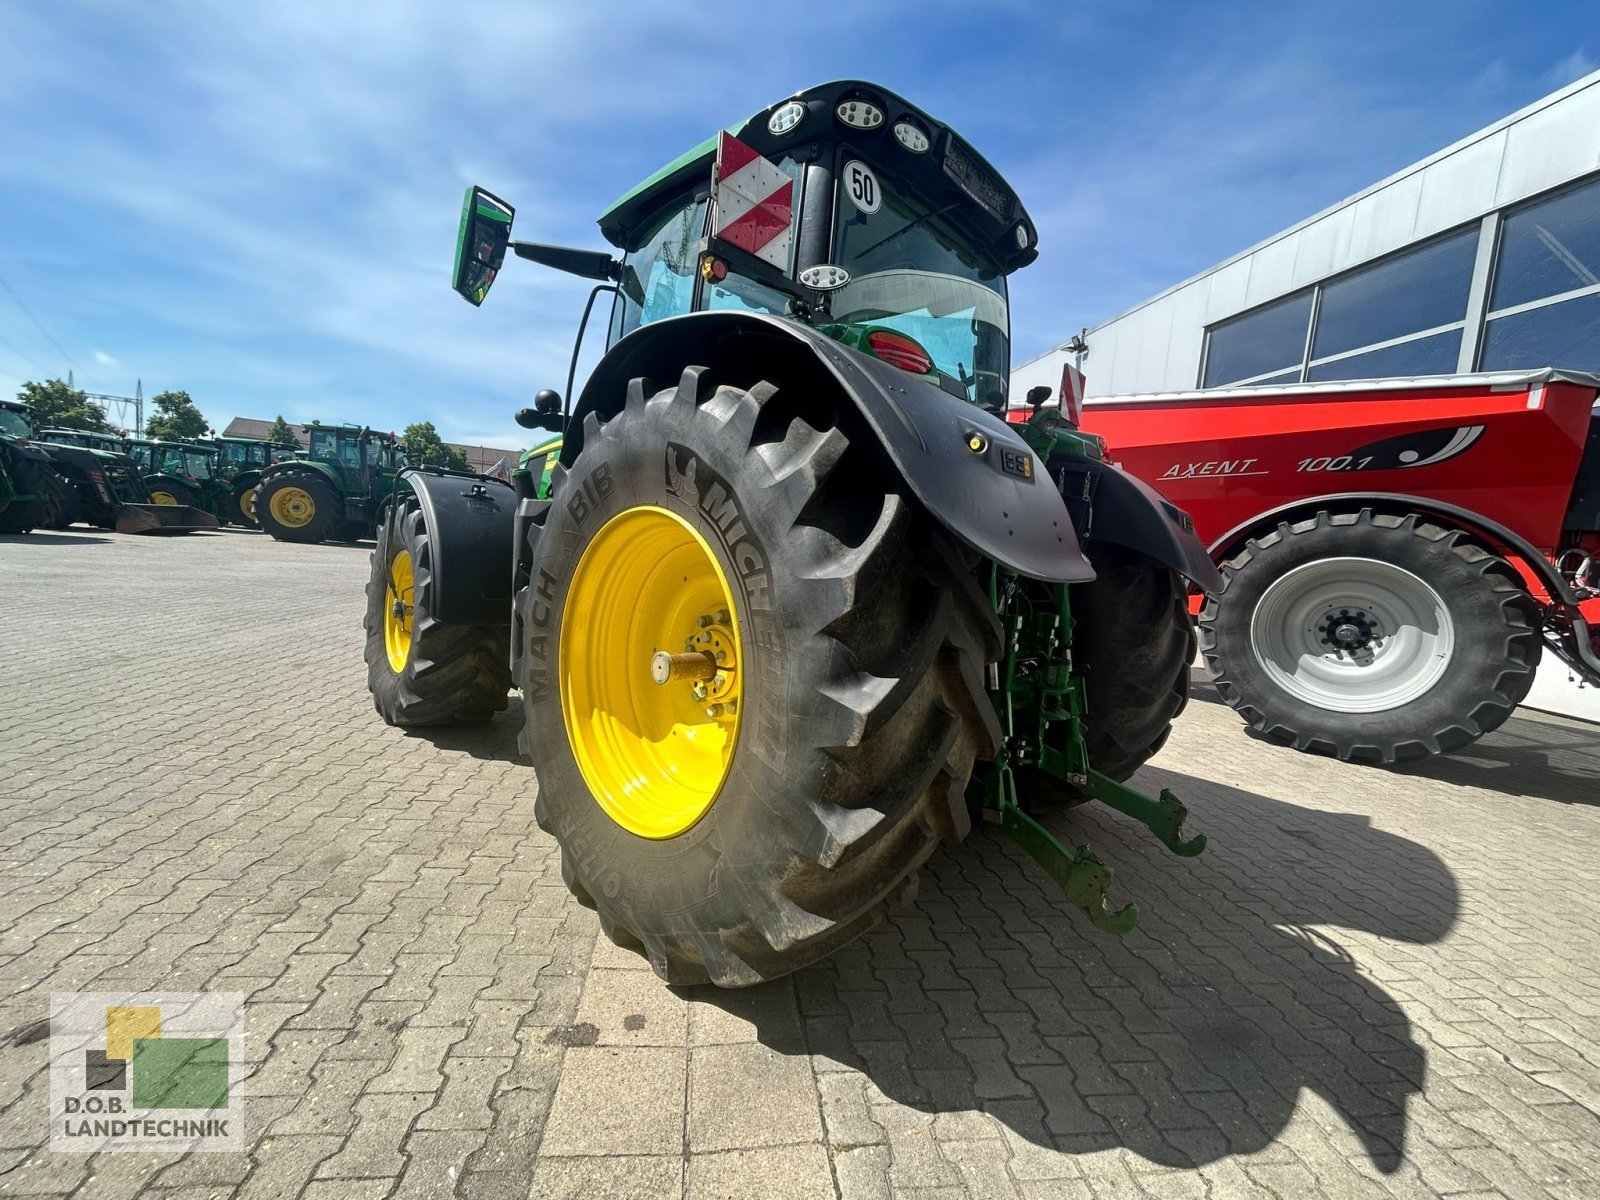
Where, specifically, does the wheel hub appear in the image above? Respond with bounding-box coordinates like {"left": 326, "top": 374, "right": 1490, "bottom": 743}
{"left": 1320, "top": 609, "right": 1383, "bottom": 657}
{"left": 560, "top": 506, "right": 744, "bottom": 839}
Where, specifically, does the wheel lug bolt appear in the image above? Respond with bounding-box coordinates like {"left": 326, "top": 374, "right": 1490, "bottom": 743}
{"left": 704, "top": 703, "right": 725, "bottom": 718}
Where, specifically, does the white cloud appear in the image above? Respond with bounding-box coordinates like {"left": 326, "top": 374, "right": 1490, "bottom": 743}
{"left": 93, "top": 350, "right": 118, "bottom": 366}
{"left": 1544, "top": 48, "right": 1599, "bottom": 90}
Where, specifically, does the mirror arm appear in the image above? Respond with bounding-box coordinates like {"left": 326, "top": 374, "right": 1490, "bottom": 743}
{"left": 511, "top": 241, "right": 622, "bottom": 282}
{"left": 565, "top": 284, "right": 623, "bottom": 430}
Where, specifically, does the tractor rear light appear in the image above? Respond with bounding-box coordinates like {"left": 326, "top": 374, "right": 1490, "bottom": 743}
{"left": 699, "top": 255, "right": 728, "bottom": 282}
{"left": 1060, "top": 362, "right": 1086, "bottom": 428}
{"left": 767, "top": 100, "right": 805, "bottom": 135}
{"left": 867, "top": 330, "right": 933, "bottom": 375}
{"left": 836, "top": 99, "right": 884, "bottom": 130}
{"left": 90, "top": 469, "right": 105, "bottom": 483}
{"left": 893, "top": 119, "right": 930, "bottom": 153}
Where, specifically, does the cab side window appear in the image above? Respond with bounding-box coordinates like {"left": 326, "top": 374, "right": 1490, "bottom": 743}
{"left": 612, "top": 193, "right": 707, "bottom": 343}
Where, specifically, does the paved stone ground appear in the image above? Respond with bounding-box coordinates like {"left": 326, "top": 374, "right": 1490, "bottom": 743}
{"left": 2, "top": 526, "right": 1599, "bottom": 1200}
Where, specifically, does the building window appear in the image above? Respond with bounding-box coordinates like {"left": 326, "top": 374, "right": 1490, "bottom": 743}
{"left": 1479, "top": 173, "right": 1600, "bottom": 374}
{"left": 1307, "top": 329, "right": 1463, "bottom": 382}
{"left": 1309, "top": 229, "right": 1477, "bottom": 361}
{"left": 1201, "top": 225, "right": 1478, "bottom": 388}
{"left": 1201, "top": 290, "right": 1312, "bottom": 387}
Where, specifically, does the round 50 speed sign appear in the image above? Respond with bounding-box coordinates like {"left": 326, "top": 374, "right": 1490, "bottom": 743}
{"left": 842, "top": 160, "right": 880, "bottom": 214}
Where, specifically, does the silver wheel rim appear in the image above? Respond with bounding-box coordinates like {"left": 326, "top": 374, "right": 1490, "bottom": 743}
{"left": 1249, "top": 556, "right": 1454, "bottom": 713}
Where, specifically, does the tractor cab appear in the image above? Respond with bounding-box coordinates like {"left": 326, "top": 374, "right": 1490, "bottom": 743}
{"left": 208, "top": 436, "right": 288, "bottom": 480}
{"left": 455, "top": 80, "right": 1035, "bottom": 422}
{"left": 0, "top": 400, "right": 35, "bottom": 443}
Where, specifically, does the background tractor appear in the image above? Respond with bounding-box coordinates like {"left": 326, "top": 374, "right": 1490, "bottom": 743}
{"left": 205, "top": 434, "right": 298, "bottom": 525}
{"left": 124, "top": 437, "right": 236, "bottom": 522}
{"left": 0, "top": 400, "right": 69, "bottom": 534}
{"left": 366, "top": 82, "right": 1220, "bottom": 987}
{"left": 255, "top": 422, "right": 407, "bottom": 544}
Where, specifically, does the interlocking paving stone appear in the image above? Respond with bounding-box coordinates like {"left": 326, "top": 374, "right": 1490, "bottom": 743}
{"left": 4, "top": 528, "right": 1600, "bottom": 1197}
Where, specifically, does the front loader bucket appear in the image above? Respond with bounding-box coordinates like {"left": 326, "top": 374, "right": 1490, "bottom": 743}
{"left": 114, "top": 503, "right": 220, "bottom": 535}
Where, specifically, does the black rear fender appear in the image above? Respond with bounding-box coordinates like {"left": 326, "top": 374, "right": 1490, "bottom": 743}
{"left": 398, "top": 468, "right": 518, "bottom": 626}
{"left": 1064, "top": 459, "right": 1222, "bottom": 592}
{"left": 566, "top": 311, "right": 1093, "bottom": 583}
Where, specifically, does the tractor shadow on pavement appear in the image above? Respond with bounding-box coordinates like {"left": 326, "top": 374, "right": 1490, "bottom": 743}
{"left": 397, "top": 705, "right": 525, "bottom": 763}
{"left": 690, "top": 768, "right": 1457, "bottom": 1173}
{"left": 1385, "top": 711, "right": 1600, "bottom": 807}
{"left": 0, "top": 532, "right": 116, "bottom": 546}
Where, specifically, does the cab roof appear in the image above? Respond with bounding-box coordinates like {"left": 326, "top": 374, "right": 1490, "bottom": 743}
{"left": 595, "top": 80, "right": 1035, "bottom": 270}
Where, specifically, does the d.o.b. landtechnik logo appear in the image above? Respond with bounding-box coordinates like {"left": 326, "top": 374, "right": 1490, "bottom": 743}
{"left": 50, "top": 992, "right": 244, "bottom": 1152}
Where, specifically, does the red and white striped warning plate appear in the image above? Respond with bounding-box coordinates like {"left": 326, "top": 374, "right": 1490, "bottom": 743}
{"left": 712, "top": 132, "right": 795, "bottom": 270}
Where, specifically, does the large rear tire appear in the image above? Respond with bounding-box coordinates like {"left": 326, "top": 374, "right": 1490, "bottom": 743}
{"left": 515, "top": 369, "right": 1001, "bottom": 987}
{"left": 364, "top": 503, "right": 511, "bottom": 726}
{"left": 257, "top": 471, "right": 338, "bottom": 544}
{"left": 1199, "top": 510, "right": 1541, "bottom": 763}
{"left": 0, "top": 458, "right": 61, "bottom": 534}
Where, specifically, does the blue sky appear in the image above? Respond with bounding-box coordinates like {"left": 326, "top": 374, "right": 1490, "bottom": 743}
{"left": 0, "top": 2, "right": 1592, "bottom": 449}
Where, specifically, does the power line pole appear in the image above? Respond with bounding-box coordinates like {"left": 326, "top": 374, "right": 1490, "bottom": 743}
{"left": 86, "top": 379, "right": 143, "bottom": 434}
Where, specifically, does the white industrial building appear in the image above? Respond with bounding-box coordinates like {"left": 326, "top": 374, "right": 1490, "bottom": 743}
{"left": 1013, "top": 68, "right": 1600, "bottom": 722}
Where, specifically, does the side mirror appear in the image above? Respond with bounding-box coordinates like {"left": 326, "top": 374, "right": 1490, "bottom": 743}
{"left": 1027, "top": 385, "right": 1052, "bottom": 412}
{"left": 453, "top": 186, "right": 514, "bottom": 306}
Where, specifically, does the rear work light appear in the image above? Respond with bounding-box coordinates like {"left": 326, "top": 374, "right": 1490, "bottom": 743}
{"left": 867, "top": 330, "right": 933, "bottom": 375}
{"left": 836, "top": 99, "right": 884, "bottom": 130}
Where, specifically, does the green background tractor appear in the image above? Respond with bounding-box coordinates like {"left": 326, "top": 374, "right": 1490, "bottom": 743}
{"left": 33, "top": 427, "right": 219, "bottom": 534}
{"left": 205, "top": 434, "right": 298, "bottom": 526}
{"left": 0, "top": 400, "right": 71, "bottom": 534}
{"left": 365, "top": 81, "right": 1221, "bottom": 986}
{"left": 255, "top": 422, "right": 407, "bottom": 544}
{"left": 124, "top": 438, "right": 232, "bottom": 520}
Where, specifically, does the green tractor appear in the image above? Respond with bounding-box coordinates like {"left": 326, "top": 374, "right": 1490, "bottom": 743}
{"left": 205, "top": 434, "right": 298, "bottom": 526}
{"left": 0, "top": 400, "right": 72, "bottom": 534}
{"left": 255, "top": 422, "right": 407, "bottom": 544}
{"left": 36, "top": 427, "right": 219, "bottom": 534}
{"left": 124, "top": 437, "right": 236, "bottom": 522}
{"left": 366, "top": 82, "right": 1221, "bottom": 987}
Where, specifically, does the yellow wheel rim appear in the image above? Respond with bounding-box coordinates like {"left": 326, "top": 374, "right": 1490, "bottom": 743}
{"left": 561, "top": 505, "right": 743, "bottom": 839}
{"left": 270, "top": 486, "right": 316, "bottom": 528}
{"left": 150, "top": 490, "right": 178, "bottom": 506}
{"left": 385, "top": 548, "right": 414, "bottom": 672}
{"left": 241, "top": 487, "right": 258, "bottom": 521}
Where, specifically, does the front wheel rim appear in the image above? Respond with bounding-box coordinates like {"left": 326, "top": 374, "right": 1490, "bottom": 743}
{"left": 241, "top": 487, "right": 257, "bottom": 521}
{"left": 1249, "top": 555, "right": 1455, "bottom": 713}
{"left": 560, "top": 505, "right": 743, "bottom": 840}
{"left": 150, "top": 490, "right": 178, "bottom": 506}
{"left": 384, "top": 549, "right": 414, "bottom": 672}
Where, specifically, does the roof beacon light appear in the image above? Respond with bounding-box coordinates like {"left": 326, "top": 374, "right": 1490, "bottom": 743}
{"left": 768, "top": 100, "right": 806, "bottom": 136}
{"left": 799, "top": 264, "right": 850, "bottom": 290}
{"left": 836, "top": 99, "right": 884, "bottom": 130}
{"left": 893, "top": 120, "right": 930, "bottom": 153}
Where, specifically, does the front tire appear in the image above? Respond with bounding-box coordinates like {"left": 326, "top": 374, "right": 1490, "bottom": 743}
{"left": 364, "top": 504, "right": 511, "bottom": 726}
{"left": 1200, "top": 510, "right": 1541, "bottom": 763}
{"left": 44, "top": 470, "right": 81, "bottom": 530}
{"left": 0, "top": 458, "right": 61, "bottom": 533}
{"left": 257, "top": 472, "right": 337, "bottom": 544}
{"left": 1016, "top": 542, "right": 1195, "bottom": 808}
{"left": 515, "top": 369, "right": 1001, "bottom": 987}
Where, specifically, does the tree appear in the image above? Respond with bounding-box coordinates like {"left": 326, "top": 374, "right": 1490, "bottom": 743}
{"left": 401, "top": 421, "right": 470, "bottom": 471}
{"left": 16, "top": 379, "right": 108, "bottom": 431}
{"left": 144, "top": 391, "right": 209, "bottom": 440}
{"left": 266, "top": 415, "right": 299, "bottom": 447}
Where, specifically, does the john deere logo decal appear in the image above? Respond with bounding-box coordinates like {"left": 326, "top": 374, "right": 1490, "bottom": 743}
{"left": 50, "top": 991, "right": 244, "bottom": 1152}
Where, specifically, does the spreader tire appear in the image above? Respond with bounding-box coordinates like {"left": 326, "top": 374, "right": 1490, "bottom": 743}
{"left": 364, "top": 503, "right": 511, "bottom": 726}
{"left": 1199, "top": 510, "right": 1541, "bottom": 764}
{"left": 257, "top": 471, "right": 338, "bottom": 544}
{"left": 1017, "top": 543, "right": 1195, "bottom": 808}
{"left": 515, "top": 369, "right": 1001, "bottom": 987}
